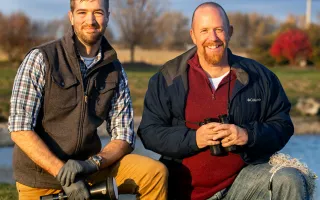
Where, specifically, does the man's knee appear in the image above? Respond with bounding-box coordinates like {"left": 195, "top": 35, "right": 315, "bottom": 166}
{"left": 121, "top": 154, "right": 168, "bottom": 182}
{"left": 145, "top": 159, "right": 169, "bottom": 182}
{"left": 128, "top": 156, "right": 168, "bottom": 198}
{"left": 272, "top": 167, "right": 307, "bottom": 193}
{"left": 137, "top": 158, "right": 168, "bottom": 199}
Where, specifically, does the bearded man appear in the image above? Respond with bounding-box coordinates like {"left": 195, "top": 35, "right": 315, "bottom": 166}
{"left": 138, "top": 2, "right": 309, "bottom": 200}
{"left": 9, "top": 0, "right": 167, "bottom": 199}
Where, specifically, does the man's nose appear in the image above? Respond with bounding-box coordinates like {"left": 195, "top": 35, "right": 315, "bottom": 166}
{"left": 86, "top": 13, "right": 96, "bottom": 24}
{"left": 209, "top": 30, "right": 219, "bottom": 40}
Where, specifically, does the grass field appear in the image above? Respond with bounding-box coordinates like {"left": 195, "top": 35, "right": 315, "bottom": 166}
{"left": 272, "top": 67, "right": 320, "bottom": 105}
{"left": 0, "top": 62, "right": 17, "bottom": 121}
{"left": 0, "top": 184, "right": 18, "bottom": 200}
{"left": 123, "top": 62, "right": 159, "bottom": 116}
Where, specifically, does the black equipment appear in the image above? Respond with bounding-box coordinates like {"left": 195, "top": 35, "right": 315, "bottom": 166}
{"left": 200, "top": 114, "right": 237, "bottom": 156}
{"left": 40, "top": 177, "right": 118, "bottom": 200}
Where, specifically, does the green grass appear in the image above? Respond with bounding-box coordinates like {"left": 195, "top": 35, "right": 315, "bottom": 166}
{"left": 0, "top": 183, "right": 18, "bottom": 200}
{"left": 123, "top": 62, "right": 159, "bottom": 115}
{"left": 0, "top": 67, "right": 17, "bottom": 121}
{"left": 271, "top": 67, "right": 320, "bottom": 106}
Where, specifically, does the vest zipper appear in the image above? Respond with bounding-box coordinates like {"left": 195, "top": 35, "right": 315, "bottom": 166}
{"left": 75, "top": 78, "right": 90, "bottom": 154}
{"left": 74, "top": 60, "right": 113, "bottom": 154}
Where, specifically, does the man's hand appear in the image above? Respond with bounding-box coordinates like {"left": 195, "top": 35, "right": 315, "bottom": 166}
{"left": 62, "top": 179, "right": 90, "bottom": 200}
{"left": 196, "top": 123, "right": 221, "bottom": 148}
{"left": 57, "top": 159, "right": 98, "bottom": 187}
{"left": 211, "top": 124, "right": 248, "bottom": 147}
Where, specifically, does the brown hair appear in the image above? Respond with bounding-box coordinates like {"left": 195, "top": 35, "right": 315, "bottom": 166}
{"left": 70, "top": 0, "right": 109, "bottom": 12}
{"left": 191, "top": 2, "right": 230, "bottom": 28}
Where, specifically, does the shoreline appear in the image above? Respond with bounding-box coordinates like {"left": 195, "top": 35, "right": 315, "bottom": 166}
{"left": 0, "top": 116, "right": 319, "bottom": 147}
{"left": 0, "top": 167, "right": 14, "bottom": 184}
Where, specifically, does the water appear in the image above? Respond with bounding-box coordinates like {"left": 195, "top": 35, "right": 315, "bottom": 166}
{"left": 0, "top": 135, "right": 319, "bottom": 199}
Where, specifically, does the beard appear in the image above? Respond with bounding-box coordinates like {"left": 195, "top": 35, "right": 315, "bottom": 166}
{"left": 74, "top": 23, "right": 105, "bottom": 45}
{"left": 203, "top": 40, "right": 227, "bottom": 65}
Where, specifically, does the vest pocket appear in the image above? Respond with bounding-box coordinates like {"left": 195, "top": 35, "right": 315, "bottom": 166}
{"left": 51, "top": 75, "right": 79, "bottom": 108}
{"left": 90, "top": 80, "right": 117, "bottom": 119}
{"left": 97, "top": 81, "right": 116, "bottom": 94}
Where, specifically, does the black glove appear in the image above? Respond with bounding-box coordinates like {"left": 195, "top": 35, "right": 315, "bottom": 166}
{"left": 62, "top": 179, "right": 90, "bottom": 200}
{"left": 57, "top": 159, "right": 98, "bottom": 186}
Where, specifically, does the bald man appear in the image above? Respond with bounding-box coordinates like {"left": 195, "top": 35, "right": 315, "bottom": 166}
{"left": 138, "top": 2, "right": 310, "bottom": 200}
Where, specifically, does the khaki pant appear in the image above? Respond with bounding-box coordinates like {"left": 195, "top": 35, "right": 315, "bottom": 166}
{"left": 16, "top": 154, "right": 168, "bottom": 200}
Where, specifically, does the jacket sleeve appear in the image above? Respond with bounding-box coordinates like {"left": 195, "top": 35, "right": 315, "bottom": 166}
{"left": 240, "top": 73, "right": 294, "bottom": 164}
{"left": 138, "top": 72, "right": 200, "bottom": 159}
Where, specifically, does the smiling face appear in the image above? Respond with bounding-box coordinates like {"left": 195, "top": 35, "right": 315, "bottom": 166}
{"left": 190, "top": 5, "right": 232, "bottom": 66}
{"left": 68, "top": 0, "right": 109, "bottom": 46}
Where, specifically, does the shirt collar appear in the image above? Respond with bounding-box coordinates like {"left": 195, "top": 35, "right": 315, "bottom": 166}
{"left": 78, "top": 47, "right": 102, "bottom": 68}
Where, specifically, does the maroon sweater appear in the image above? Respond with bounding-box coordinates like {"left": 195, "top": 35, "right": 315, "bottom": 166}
{"left": 179, "top": 54, "right": 245, "bottom": 200}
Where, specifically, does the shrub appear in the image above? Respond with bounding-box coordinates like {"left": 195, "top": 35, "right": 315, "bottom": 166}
{"left": 270, "top": 29, "right": 312, "bottom": 66}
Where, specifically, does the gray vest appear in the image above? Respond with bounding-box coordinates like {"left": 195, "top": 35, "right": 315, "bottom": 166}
{"left": 13, "top": 28, "right": 121, "bottom": 189}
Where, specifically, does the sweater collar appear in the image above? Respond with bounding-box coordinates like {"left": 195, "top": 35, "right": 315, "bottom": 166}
{"left": 186, "top": 47, "right": 249, "bottom": 86}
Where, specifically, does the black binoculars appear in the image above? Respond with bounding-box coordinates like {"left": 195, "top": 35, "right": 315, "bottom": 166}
{"left": 40, "top": 177, "right": 118, "bottom": 200}
{"left": 200, "top": 114, "right": 237, "bottom": 156}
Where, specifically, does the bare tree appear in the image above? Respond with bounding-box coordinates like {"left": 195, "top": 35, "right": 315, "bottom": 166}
{"left": 113, "top": 0, "right": 166, "bottom": 62}
{"left": 0, "top": 12, "right": 33, "bottom": 62}
{"left": 156, "top": 11, "right": 191, "bottom": 50}
{"left": 104, "top": 27, "right": 114, "bottom": 43}
{"left": 228, "top": 12, "right": 250, "bottom": 49}
{"left": 228, "top": 12, "right": 278, "bottom": 50}
{"left": 45, "top": 16, "right": 70, "bottom": 38}
{"left": 283, "top": 14, "right": 305, "bottom": 28}
{"left": 247, "top": 13, "right": 277, "bottom": 46}
{"left": 0, "top": 12, "right": 5, "bottom": 42}
{"left": 0, "top": 12, "right": 55, "bottom": 62}
{"left": 0, "top": 12, "right": 4, "bottom": 27}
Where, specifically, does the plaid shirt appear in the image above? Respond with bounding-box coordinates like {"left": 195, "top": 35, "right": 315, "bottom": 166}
{"left": 9, "top": 49, "right": 135, "bottom": 147}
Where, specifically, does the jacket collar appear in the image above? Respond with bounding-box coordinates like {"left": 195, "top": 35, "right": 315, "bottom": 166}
{"left": 227, "top": 48, "right": 249, "bottom": 86}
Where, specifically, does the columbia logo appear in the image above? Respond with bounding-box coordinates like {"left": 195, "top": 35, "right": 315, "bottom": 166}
{"left": 247, "top": 98, "right": 261, "bottom": 102}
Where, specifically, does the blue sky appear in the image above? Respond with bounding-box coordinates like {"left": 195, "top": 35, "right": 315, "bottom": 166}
{"left": 0, "top": 0, "right": 319, "bottom": 23}
{"left": 172, "top": 0, "right": 320, "bottom": 22}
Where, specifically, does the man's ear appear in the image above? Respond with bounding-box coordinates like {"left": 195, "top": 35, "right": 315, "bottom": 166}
{"left": 105, "top": 11, "right": 110, "bottom": 27}
{"left": 68, "top": 11, "right": 74, "bottom": 26}
{"left": 228, "top": 25, "right": 233, "bottom": 40}
{"left": 190, "top": 28, "right": 196, "bottom": 45}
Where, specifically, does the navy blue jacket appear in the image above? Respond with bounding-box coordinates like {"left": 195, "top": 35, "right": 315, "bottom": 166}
{"left": 138, "top": 47, "right": 294, "bottom": 164}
